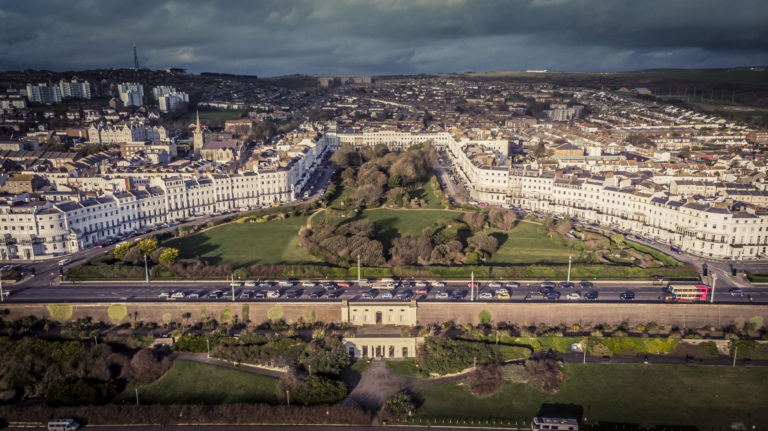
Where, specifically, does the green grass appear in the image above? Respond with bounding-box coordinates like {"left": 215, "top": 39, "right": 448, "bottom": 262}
{"left": 164, "top": 216, "right": 319, "bottom": 267}
{"left": 387, "top": 358, "right": 428, "bottom": 378}
{"left": 363, "top": 208, "right": 460, "bottom": 246}
{"left": 118, "top": 360, "right": 279, "bottom": 404}
{"left": 489, "top": 222, "right": 573, "bottom": 265}
{"left": 408, "top": 181, "right": 444, "bottom": 209}
{"left": 416, "top": 363, "right": 768, "bottom": 428}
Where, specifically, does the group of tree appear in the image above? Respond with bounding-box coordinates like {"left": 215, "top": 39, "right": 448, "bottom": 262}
{"left": 299, "top": 218, "right": 386, "bottom": 266}
{"left": 112, "top": 238, "right": 179, "bottom": 267}
{"left": 0, "top": 337, "right": 171, "bottom": 405}
{"left": 331, "top": 142, "right": 437, "bottom": 208}
{"left": 300, "top": 209, "right": 516, "bottom": 267}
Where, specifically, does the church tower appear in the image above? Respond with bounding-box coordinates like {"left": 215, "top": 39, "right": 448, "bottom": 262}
{"left": 193, "top": 110, "right": 204, "bottom": 157}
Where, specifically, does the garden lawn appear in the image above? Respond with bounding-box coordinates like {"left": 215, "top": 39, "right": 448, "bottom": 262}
{"left": 118, "top": 360, "right": 279, "bottom": 404}
{"left": 363, "top": 208, "right": 460, "bottom": 247}
{"left": 488, "top": 222, "right": 573, "bottom": 265}
{"left": 416, "top": 363, "right": 768, "bottom": 428}
{"left": 164, "top": 216, "right": 319, "bottom": 267}
{"left": 408, "top": 181, "right": 444, "bottom": 209}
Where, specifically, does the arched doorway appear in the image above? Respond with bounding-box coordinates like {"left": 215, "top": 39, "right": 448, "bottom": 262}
{"left": 348, "top": 347, "right": 355, "bottom": 357}
{"left": 375, "top": 311, "right": 383, "bottom": 324}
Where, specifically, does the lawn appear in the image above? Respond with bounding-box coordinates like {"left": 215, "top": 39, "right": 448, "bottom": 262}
{"left": 415, "top": 363, "right": 768, "bottom": 428}
{"left": 164, "top": 216, "right": 319, "bottom": 267}
{"left": 387, "top": 358, "right": 427, "bottom": 378}
{"left": 408, "top": 181, "right": 444, "bottom": 209}
{"left": 118, "top": 360, "right": 279, "bottom": 404}
{"left": 363, "top": 208, "right": 460, "bottom": 249}
{"left": 488, "top": 221, "right": 573, "bottom": 265}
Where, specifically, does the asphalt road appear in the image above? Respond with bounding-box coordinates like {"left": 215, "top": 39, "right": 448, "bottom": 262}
{"left": 4, "top": 278, "right": 766, "bottom": 304}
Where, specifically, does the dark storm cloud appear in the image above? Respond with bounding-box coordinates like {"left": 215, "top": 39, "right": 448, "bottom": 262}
{"left": 0, "top": 0, "right": 766, "bottom": 75}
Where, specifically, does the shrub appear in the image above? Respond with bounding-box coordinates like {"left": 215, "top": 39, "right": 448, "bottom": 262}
{"left": 291, "top": 375, "right": 347, "bottom": 406}
{"left": 380, "top": 391, "right": 416, "bottom": 423}
{"left": 465, "top": 363, "right": 503, "bottom": 398}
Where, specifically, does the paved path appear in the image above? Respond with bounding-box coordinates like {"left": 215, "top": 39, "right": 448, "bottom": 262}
{"left": 173, "top": 352, "right": 286, "bottom": 378}
{"left": 344, "top": 359, "right": 408, "bottom": 411}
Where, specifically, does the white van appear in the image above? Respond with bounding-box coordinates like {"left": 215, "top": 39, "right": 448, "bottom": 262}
{"left": 48, "top": 419, "right": 80, "bottom": 431}
{"left": 58, "top": 259, "right": 72, "bottom": 266}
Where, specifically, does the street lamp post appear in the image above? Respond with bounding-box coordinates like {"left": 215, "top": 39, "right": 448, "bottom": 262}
{"left": 470, "top": 271, "right": 474, "bottom": 302}
{"left": 144, "top": 254, "right": 149, "bottom": 284}
{"left": 135, "top": 388, "right": 139, "bottom": 406}
{"left": 567, "top": 254, "right": 572, "bottom": 283}
{"left": 0, "top": 277, "right": 4, "bottom": 303}
{"left": 357, "top": 254, "right": 361, "bottom": 283}
{"left": 710, "top": 273, "right": 717, "bottom": 304}
{"left": 732, "top": 344, "right": 738, "bottom": 367}
{"left": 207, "top": 339, "right": 210, "bottom": 359}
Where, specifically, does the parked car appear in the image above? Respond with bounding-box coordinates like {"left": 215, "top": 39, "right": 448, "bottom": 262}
{"left": 579, "top": 280, "right": 594, "bottom": 288}
{"left": 494, "top": 288, "right": 509, "bottom": 295}
{"left": 381, "top": 291, "right": 393, "bottom": 299}
{"left": 539, "top": 286, "right": 554, "bottom": 295}
{"left": 361, "top": 291, "right": 376, "bottom": 299}
{"left": 433, "top": 281, "right": 446, "bottom": 288}
{"left": 584, "top": 291, "right": 599, "bottom": 300}
{"left": 479, "top": 292, "right": 493, "bottom": 300}
{"left": 58, "top": 259, "right": 72, "bottom": 266}
{"left": 505, "top": 281, "right": 521, "bottom": 289}
{"left": 207, "top": 292, "right": 220, "bottom": 299}
{"left": 238, "top": 292, "right": 250, "bottom": 300}
{"left": 467, "top": 282, "right": 480, "bottom": 288}
{"left": 566, "top": 292, "right": 581, "bottom": 300}
{"left": 414, "top": 287, "right": 429, "bottom": 295}
{"left": 337, "top": 281, "right": 352, "bottom": 288}
{"left": 244, "top": 281, "right": 257, "bottom": 288}
{"left": 540, "top": 281, "right": 555, "bottom": 289}
{"left": 171, "top": 291, "right": 185, "bottom": 299}
{"left": 158, "top": 291, "right": 170, "bottom": 299}
{"left": 267, "top": 290, "right": 280, "bottom": 298}
{"left": 545, "top": 291, "right": 561, "bottom": 300}
{"left": 302, "top": 281, "right": 316, "bottom": 288}
{"left": 415, "top": 281, "right": 429, "bottom": 288}
{"left": 496, "top": 291, "right": 511, "bottom": 300}
{"left": 729, "top": 288, "right": 744, "bottom": 297}
{"left": 435, "top": 291, "right": 449, "bottom": 299}
{"left": 396, "top": 291, "right": 412, "bottom": 300}
{"left": 323, "top": 282, "right": 339, "bottom": 290}
{"left": 254, "top": 291, "right": 266, "bottom": 299}
{"left": 452, "top": 291, "right": 466, "bottom": 300}
{"left": 558, "top": 282, "right": 574, "bottom": 289}
{"left": 620, "top": 291, "right": 636, "bottom": 300}
{"left": 488, "top": 281, "right": 502, "bottom": 288}
{"left": 188, "top": 293, "right": 199, "bottom": 300}
{"left": 258, "top": 282, "right": 272, "bottom": 289}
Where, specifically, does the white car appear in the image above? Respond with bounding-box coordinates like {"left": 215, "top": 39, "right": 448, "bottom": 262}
{"left": 381, "top": 291, "right": 393, "bottom": 299}
{"left": 415, "top": 281, "right": 429, "bottom": 288}
{"left": 239, "top": 292, "right": 251, "bottom": 299}
{"left": 478, "top": 292, "right": 493, "bottom": 300}
{"left": 171, "top": 291, "right": 185, "bottom": 299}
{"left": 58, "top": 258, "right": 72, "bottom": 266}
{"left": 267, "top": 290, "right": 280, "bottom": 298}
{"left": 488, "top": 281, "right": 502, "bottom": 288}
{"left": 433, "top": 281, "right": 446, "bottom": 288}
{"left": 302, "top": 281, "right": 316, "bottom": 288}
{"left": 259, "top": 282, "right": 272, "bottom": 289}
{"left": 230, "top": 281, "right": 242, "bottom": 287}
{"left": 566, "top": 292, "right": 581, "bottom": 300}
{"left": 158, "top": 292, "right": 170, "bottom": 299}
{"left": 494, "top": 288, "right": 509, "bottom": 295}
{"left": 435, "top": 291, "right": 449, "bottom": 299}
{"left": 244, "top": 281, "right": 257, "bottom": 287}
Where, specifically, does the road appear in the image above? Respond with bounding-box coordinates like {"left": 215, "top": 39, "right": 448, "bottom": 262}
{"left": 4, "top": 278, "right": 767, "bottom": 304}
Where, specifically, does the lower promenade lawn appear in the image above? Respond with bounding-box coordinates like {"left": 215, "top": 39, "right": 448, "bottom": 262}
{"left": 415, "top": 363, "right": 768, "bottom": 428}
{"left": 118, "top": 360, "right": 279, "bottom": 405}
{"left": 164, "top": 215, "right": 319, "bottom": 267}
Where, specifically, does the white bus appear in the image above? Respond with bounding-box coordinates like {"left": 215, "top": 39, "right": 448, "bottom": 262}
{"left": 48, "top": 419, "right": 80, "bottom": 431}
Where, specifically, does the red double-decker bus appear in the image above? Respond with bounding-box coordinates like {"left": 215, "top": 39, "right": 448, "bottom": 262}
{"left": 666, "top": 284, "right": 709, "bottom": 301}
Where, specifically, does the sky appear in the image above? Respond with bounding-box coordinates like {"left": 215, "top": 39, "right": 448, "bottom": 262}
{"left": 0, "top": 0, "right": 767, "bottom": 76}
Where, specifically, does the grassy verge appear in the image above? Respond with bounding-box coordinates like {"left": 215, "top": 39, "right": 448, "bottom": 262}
{"left": 623, "top": 240, "right": 682, "bottom": 267}
{"left": 387, "top": 358, "right": 428, "bottom": 378}
{"left": 117, "top": 360, "right": 279, "bottom": 404}
{"left": 414, "top": 363, "right": 768, "bottom": 428}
